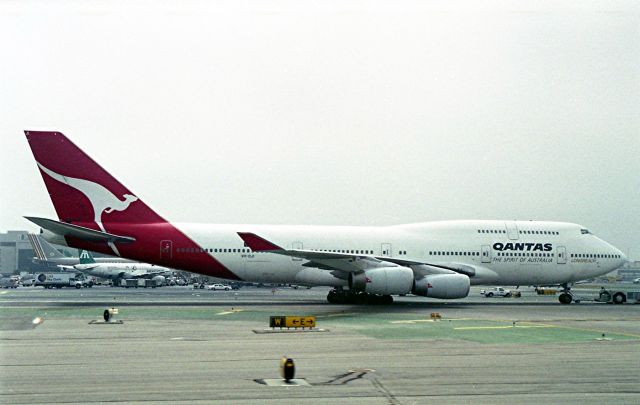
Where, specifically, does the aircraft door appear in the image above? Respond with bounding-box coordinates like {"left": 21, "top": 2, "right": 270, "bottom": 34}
{"left": 505, "top": 222, "right": 519, "bottom": 240}
{"left": 381, "top": 243, "right": 392, "bottom": 256}
{"left": 481, "top": 245, "right": 491, "bottom": 263}
{"left": 160, "top": 240, "right": 172, "bottom": 261}
{"left": 291, "top": 241, "right": 303, "bottom": 261}
{"left": 557, "top": 246, "right": 567, "bottom": 264}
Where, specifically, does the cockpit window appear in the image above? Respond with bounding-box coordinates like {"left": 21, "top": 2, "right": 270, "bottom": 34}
{"left": 580, "top": 229, "right": 591, "bottom": 235}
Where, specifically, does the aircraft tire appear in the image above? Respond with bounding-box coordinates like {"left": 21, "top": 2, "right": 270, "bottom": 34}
{"left": 559, "top": 293, "right": 572, "bottom": 304}
{"left": 327, "top": 290, "right": 340, "bottom": 304}
{"left": 380, "top": 295, "right": 393, "bottom": 305}
{"left": 613, "top": 293, "right": 625, "bottom": 304}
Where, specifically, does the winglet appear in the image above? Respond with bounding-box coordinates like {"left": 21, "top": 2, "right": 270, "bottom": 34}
{"left": 237, "top": 232, "right": 283, "bottom": 252}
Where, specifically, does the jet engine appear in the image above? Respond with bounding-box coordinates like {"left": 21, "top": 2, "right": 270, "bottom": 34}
{"left": 152, "top": 275, "right": 166, "bottom": 286}
{"left": 348, "top": 266, "right": 414, "bottom": 295}
{"left": 412, "top": 273, "right": 470, "bottom": 299}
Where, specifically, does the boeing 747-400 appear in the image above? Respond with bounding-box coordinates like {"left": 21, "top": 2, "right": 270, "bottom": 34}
{"left": 23, "top": 131, "right": 626, "bottom": 304}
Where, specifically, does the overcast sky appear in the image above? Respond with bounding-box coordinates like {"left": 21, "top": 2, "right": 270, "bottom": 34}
{"left": 1, "top": 0, "right": 639, "bottom": 258}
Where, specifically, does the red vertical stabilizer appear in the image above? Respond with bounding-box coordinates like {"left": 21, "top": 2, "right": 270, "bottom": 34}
{"left": 24, "top": 130, "right": 239, "bottom": 280}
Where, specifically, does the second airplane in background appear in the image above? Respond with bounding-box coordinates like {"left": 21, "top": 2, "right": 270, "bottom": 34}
{"left": 69, "top": 250, "right": 172, "bottom": 285}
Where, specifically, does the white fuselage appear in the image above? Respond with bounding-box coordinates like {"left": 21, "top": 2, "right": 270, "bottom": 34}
{"left": 172, "top": 220, "right": 625, "bottom": 287}
{"left": 74, "top": 263, "right": 171, "bottom": 280}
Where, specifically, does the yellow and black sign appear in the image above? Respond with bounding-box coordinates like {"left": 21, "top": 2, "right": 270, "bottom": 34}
{"left": 270, "top": 316, "right": 316, "bottom": 328}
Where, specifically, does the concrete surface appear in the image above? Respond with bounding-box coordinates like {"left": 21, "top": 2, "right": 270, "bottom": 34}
{"left": 1, "top": 286, "right": 639, "bottom": 404}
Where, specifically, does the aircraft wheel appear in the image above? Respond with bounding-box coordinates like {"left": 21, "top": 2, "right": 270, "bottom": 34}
{"left": 380, "top": 295, "right": 393, "bottom": 305}
{"left": 559, "top": 293, "right": 572, "bottom": 304}
{"left": 613, "top": 293, "right": 625, "bottom": 304}
{"left": 353, "top": 293, "right": 370, "bottom": 305}
{"left": 327, "top": 290, "right": 340, "bottom": 304}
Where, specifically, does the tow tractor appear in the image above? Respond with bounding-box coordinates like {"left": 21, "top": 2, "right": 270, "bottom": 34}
{"left": 593, "top": 287, "right": 640, "bottom": 304}
{"left": 558, "top": 284, "right": 640, "bottom": 304}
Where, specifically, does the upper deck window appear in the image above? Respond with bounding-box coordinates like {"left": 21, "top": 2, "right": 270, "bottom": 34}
{"left": 581, "top": 229, "right": 591, "bottom": 235}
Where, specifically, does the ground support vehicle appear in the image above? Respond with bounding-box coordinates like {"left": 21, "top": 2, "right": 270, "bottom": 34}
{"left": 480, "top": 287, "right": 512, "bottom": 298}
{"left": 35, "top": 272, "right": 88, "bottom": 289}
{"left": 137, "top": 279, "right": 156, "bottom": 288}
{"left": 594, "top": 288, "right": 640, "bottom": 304}
{"left": 207, "top": 283, "right": 232, "bottom": 291}
{"left": 120, "top": 279, "right": 138, "bottom": 288}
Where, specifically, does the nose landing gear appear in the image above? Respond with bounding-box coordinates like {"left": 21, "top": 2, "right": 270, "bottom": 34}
{"left": 559, "top": 292, "right": 573, "bottom": 304}
{"left": 558, "top": 283, "right": 574, "bottom": 304}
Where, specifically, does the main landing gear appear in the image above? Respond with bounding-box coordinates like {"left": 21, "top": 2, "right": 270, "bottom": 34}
{"left": 558, "top": 283, "right": 574, "bottom": 304}
{"left": 326, "top": 288, "right": 393, "bottom": 305}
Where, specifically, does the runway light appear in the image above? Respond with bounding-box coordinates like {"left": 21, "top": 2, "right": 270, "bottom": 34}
{"left": 32, "top": 317, "right": 44, "bottom": 325}
{"left": 103, "top": 308, "right": 119, "bottom": 322}
{"left": 280, "top": 357, "right": 295, "bottom": 382}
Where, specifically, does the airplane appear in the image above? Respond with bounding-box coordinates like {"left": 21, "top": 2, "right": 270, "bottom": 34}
{"left": 70, "top": 249, "right": 171, "bottom": 285}
{"left": 28, "top": 233, "right": 131, "bottom": 266}
{"left": 23, "top": 130, "right": 627, "bottom": 304}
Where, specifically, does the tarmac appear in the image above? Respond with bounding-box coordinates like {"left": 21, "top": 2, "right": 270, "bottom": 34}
{"left": 1, "top": 285, "right": 640, "bottom": 404}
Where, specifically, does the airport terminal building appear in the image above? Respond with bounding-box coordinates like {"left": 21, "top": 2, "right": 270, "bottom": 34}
{"left": 0, "top": 231, "right": 39, "bottom": 275}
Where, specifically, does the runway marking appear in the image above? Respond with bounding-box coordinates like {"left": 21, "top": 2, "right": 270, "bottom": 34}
{"left": 454, "top": 325, "right": 554, "bottom": 330}
{"left": 318, "top": 312, "right": 358, "bottom": 318}
{"left": 537, "top": 323, "right": 640, "bottom": 339}
{"left": 0, "top": 291, "right": 8, "bottom": 295}
{"left": 391, "top": 318, "right": 473, "bottom": 324}
{"left": 392, "top": 320, "right": 436, "bottom": 324}
{"left": 482, "top": 319, "right": 640, "bottom": 339}
{"left": 216, "top": 309, "right": 244, "bottom": 316}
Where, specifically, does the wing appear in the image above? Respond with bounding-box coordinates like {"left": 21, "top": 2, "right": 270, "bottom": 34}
{"left": 74, "top": 264, "right": 101, "bottom": 271}
{"left": 238, "top": 232, "right": 396, "bottom": 273}
{"left": 129, "top": 269, "right": 166, "bottom": 278}
{"left": 237, "top": 232, "right": 482, "bottom": 277}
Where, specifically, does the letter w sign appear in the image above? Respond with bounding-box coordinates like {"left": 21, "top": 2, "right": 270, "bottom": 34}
{"left": 270, "top": 316, "right": 286, "bottom": 328}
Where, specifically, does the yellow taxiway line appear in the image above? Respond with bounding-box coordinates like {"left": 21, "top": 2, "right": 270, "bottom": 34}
{"left": 454, "top": 325, "right": 554, "bottom": 330}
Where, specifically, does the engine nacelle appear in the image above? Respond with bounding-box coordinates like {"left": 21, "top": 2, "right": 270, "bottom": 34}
{"left": 412, "top": 273, "right": 470, "bottom": 299}
{"left": 152, "top": 275, "right": 166, "bottom": 286}
{"left": 348, "top": 266, "right": 414, "bottom": 295}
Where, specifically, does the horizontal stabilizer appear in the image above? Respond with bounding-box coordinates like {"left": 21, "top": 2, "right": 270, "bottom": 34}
{"left": 24, "top": 217, "right": 136, "bottom": 244}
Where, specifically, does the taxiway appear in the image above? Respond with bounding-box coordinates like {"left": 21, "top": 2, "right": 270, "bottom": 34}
{"left": 1, "top": 286, "right": 639, "bottom": 404}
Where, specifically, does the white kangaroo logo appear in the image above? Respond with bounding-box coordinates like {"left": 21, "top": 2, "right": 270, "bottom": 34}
{"left": 37, "top": 162, "right": 138, "bottom": 255}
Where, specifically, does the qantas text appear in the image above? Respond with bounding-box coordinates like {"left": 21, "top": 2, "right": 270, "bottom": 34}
{"left": 492, "top": 242, "right": 552, "bottom": 252}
